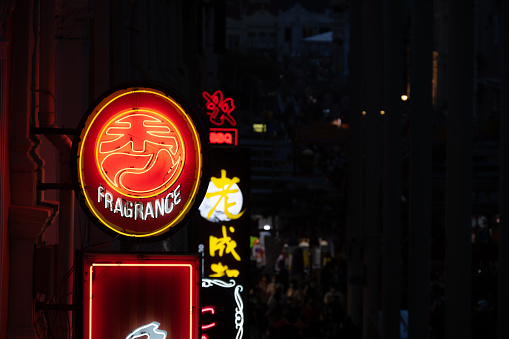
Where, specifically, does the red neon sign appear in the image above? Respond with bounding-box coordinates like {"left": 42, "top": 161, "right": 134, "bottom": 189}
{"left": 97, "top": 112, "right": 184, "bottom": 197}
{"left": 209, "top": 128, "right": 238, "bottom": 146}
{"left": 83, "top": 254, "right": 200, "bottom": 339}
{"left": 72, "top": 85, "right": 207, "bottom": 240}
{"left": 201, "top": 306, "right": 216, "bottom": 330}
{"left": 202, "top": 90, "right": 237, "bottom": 126}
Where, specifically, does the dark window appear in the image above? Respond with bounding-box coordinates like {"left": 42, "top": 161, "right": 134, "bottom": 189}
{"left": 227, "top": 34, "right": 240, "bottom": 49}
{"left": 285, "top": 27, "right": 292, "bottom": 42}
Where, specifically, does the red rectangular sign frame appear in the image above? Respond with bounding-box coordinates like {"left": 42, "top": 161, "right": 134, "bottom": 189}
{"left": 82, "top": 253, "right": 200, "bottom": 339}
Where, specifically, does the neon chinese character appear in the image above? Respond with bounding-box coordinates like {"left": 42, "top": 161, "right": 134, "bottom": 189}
{"left": 210, "top": 225, "right": 241, "bottom": 261}
{"left": 210, "top": 262, "right": 240, "bottom": 278}
{"left": 202, "top": 90, "right": 237, "bottom": 126}
{"left": 204, "top": 169, "right": 245, "bottom": 220}
{"left": 97, "top": 112, "right": 183, "bottom": 196}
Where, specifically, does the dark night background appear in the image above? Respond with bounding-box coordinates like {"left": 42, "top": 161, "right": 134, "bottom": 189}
{"left": 0, "top": 0, "right": 508, "bottom": 339}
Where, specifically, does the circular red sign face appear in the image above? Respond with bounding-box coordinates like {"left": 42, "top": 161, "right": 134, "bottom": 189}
{"left": 73, "top": 85, "right": 207, "bottom": 240}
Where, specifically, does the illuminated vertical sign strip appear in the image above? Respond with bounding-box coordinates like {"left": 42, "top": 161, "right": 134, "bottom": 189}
{"left": 191, "top": 148, "right": 250, "bottom": 339}
{"left": 87, "top": 262, "right": 196, "bottom": 339}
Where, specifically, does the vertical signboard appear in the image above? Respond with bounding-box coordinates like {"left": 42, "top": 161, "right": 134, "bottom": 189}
{"left": 191, "top": 147, "right": 251, "bottom": 339}
{"left": 82, "top": 253, "right": 200, "bottom": 339}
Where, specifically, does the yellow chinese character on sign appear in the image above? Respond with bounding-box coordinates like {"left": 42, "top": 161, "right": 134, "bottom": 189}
{"left": 205, "top": 170, "right": 245, "bottom": 220}
{"left": 210, "top": 262, "right": 239, "bottom": 277}
{"left": 209, "top": 225, "right": 241, "bottom": 261}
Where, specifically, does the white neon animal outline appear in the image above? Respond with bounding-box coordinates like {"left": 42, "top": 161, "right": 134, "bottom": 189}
{"left": 126, "top": 321, "right": 167, "bottom": 339}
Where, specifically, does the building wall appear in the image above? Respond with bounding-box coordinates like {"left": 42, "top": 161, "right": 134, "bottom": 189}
{"left": 278, "top": 4, "right": 332, "bottom": 56}
{"left": 1, "top": 0, "right": 208, "bottom": 337}
{"left": 0, "top": 24, "right": 11, "bottom": 339}
{"left": 225, "top": 2, "right": 334, "bottom": 57}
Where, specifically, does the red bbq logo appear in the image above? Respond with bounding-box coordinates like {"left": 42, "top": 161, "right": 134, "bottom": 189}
{"left": 96, "top": 111, "right": 185, "bottom": 198}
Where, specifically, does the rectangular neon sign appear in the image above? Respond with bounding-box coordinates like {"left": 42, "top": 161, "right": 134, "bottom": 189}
{"left": 82, "top": 254, "right": 199, "bottom": 339}
{"left": 209, "top": 128, "right": 238, "bottom": 146}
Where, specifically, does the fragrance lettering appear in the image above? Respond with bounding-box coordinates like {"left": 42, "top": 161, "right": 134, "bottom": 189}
{"left": 97, "top": 184, "right": 181, "bottom": 221}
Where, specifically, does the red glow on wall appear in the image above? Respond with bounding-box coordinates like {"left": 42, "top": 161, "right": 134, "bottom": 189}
{"left": 209, "top": 128, "right": 238, "bottom": 146}
{"left": 82, "top": 254, "right": 200, "bottom": 339}
{"left": 202, "top": 90, "right": 237, "bottom": 126}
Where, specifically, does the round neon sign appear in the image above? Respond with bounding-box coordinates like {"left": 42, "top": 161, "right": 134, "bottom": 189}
{"left": 72, "top": 83, "right": 208, "bottom": 240}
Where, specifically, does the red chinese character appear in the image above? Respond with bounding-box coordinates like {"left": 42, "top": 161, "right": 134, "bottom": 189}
{"left": 202, "top": 90, "right": 237, "bottom": 126}
{"left": 97, "top": 112, "right": 183, "bottom": 196}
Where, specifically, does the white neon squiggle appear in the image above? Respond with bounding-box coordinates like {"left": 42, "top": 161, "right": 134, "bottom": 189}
{"left": 202, "top": 278, "right": 236, "bottom": 288}
{"left": 234, "top": 285, "right": 244, "bottom": 339}
{"left": 201, "top": 279, "right": 244, "bottom": 339}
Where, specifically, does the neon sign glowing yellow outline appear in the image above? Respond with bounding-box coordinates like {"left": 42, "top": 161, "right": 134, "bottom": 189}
{"left": 96, "top": 111, "right": 184, "bottom": 197}
{"left": 89, "top": 263, "right": 195, "bottom": 339}
{"left": 77, "top": 89, "right": 203, "bottom": 238}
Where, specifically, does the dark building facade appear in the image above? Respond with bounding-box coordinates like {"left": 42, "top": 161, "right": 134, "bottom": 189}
{"left": 1, "top": 0, "right": 508, "bottom": 339}
{"left": 0, "top": 1, "right": 214, "bottom": 338}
